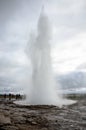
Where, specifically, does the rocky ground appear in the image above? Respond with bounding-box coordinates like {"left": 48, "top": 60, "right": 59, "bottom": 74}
{"left": 0, "top": 98, "right": 86, "bottom": 130}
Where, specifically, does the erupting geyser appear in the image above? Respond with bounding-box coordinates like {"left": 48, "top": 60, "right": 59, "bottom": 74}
{"left": 25, "top": 8, "right": 76, "bottom": 107}
{"left": 28, "top": 8, "right": 59, "bottom": 105}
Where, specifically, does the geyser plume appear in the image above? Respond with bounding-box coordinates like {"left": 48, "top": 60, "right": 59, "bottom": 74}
{"left": 25, "top": 8, "right": 76, "bottom": 106}
{"left": 29, "top": 9, "right": 58, "bottom": 105}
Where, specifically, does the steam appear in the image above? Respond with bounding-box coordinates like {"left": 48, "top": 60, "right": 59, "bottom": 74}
{"left": 25, "top": 8, "right": 76, "bottom": 107}
{"left": 27, "top": 9, "right": 57, "bottom": 104}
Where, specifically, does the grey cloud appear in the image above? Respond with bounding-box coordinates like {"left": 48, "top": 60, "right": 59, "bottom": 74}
{"left": 0, "top": 0, "right": 40, "bottom": 93}
{"left": 45, "top": 0, "right": 86, "bottom": 44}
{"left": 0, "top": 0, "right": 86, "bottom": 93}
{"left": 76, "top": 63, "right": 86, "bottom": 70}
{"left": 0, "top": 0, "right": 20, "bottom": 23}
{"left": 0, "top": 54, "right": 17, "bottom": 69}
{"left": 0, "top": 0, "right": 21, "bottom": 39}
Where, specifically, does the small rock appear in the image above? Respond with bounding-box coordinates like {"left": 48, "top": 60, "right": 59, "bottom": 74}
{"left": 82, "top": 116, "right": 86, "bottom": 120}
{"left": 31, "top": 121, "right": 37, "bottom": 125}
{"left": 70, "top": 124, "right": 74, "bottom": 127}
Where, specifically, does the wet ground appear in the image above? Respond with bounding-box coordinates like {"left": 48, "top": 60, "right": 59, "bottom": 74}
{"left": 0, "top": 98, "right": 86, "bottom": 130}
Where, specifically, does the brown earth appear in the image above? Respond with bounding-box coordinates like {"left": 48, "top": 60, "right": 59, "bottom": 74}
{"left": 0, "top": 98, "right": 86, "bottom": 130}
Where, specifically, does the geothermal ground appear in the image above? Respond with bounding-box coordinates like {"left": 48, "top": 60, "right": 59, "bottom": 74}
{"left": 0, "top": 94, "right": 86, "bottom": 130}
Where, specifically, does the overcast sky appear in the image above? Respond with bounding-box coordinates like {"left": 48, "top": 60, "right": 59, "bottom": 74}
{"left": 0, "top": 0, "right": 86, "bottom": 93}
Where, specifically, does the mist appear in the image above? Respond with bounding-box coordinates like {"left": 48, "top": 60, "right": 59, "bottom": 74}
{"left": 24, "top": 8, "right": 76, "bottom": 107}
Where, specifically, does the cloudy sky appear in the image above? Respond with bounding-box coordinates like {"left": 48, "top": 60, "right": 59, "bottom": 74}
{"left": 0, "top": 0, "right": 86, "bottom": 93}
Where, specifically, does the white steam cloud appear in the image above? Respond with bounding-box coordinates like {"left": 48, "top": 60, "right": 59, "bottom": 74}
{"left": 23, "top": 8, "right": 76, "bottom": 107}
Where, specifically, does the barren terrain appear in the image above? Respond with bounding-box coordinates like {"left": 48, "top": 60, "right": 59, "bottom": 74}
{"left": 0, "top": 96, "right": 86, "bottom": 130}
